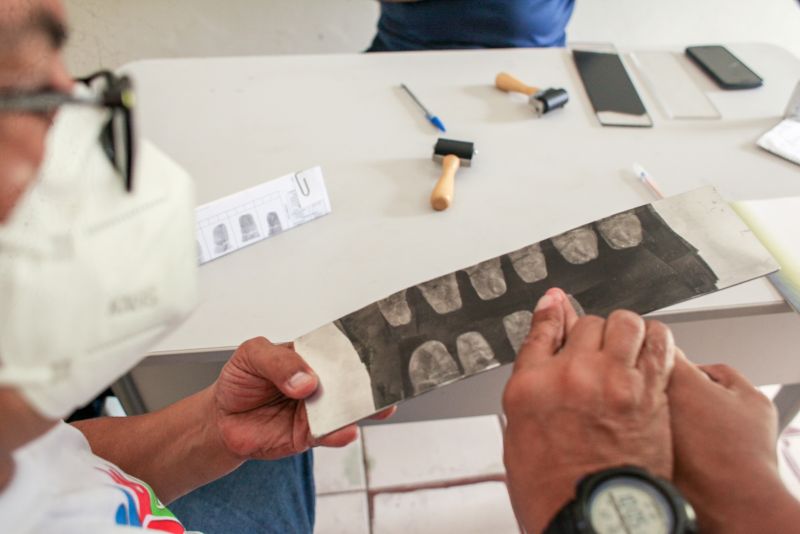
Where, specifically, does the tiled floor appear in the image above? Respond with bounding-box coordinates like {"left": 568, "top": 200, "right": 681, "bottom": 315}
{"left": 314, "top": 389, "right": 800, "bottom": 533}
{"left": 779, "top": 428, "right": 800, "bottom": 500}
{"left": 316, "top": 492, "right": 371, "bottom": 534}
{"left": 363, "top": 416, "right": 505, "bottom": 491}
{"left": 371, "top": 482, "right": 519, "bottom": 534}
{"left": 314, "top": 416, "right": 516, "bottom": 534}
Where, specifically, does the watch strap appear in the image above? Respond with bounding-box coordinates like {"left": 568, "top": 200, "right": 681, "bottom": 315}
{"left": 543, "top": 499, "right": 584, "bottom": 534}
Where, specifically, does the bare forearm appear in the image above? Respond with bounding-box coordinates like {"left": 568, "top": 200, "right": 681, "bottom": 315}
{"left": 684, "top": 470, "right": 800, "bottom": 534}
{"left": 742, "top": 490, "right": 800, "bottom": 534}
{"left": 705, "top": 488, "right": 800, "bottom": 534}
{"left": 72, "top": 387, "right": 242, "bottom": 504}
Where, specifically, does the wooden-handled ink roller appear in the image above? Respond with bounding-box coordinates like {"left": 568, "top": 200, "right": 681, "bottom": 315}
{"left": 431, "top": 138, "right": 475, "bottom": 211}
{"left": 495, "top": 72, "right": 569, "bottom": 116}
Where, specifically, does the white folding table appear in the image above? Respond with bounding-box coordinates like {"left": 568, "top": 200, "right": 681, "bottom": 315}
{"left": 115, "top": 43, "right": 800, "bottom": 425}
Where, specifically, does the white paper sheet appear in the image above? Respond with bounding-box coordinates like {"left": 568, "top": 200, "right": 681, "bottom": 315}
{"left": 733, "top": 197, "right": 800, "bottom": 312}
{"left": 757, "top": 81, "right": 800, "bottom": 166}
{"left": 195, "top": 166, "right": 331, "bottom": 264}
{"left": 758, "top": 119, "right": 800, "bottom": 166}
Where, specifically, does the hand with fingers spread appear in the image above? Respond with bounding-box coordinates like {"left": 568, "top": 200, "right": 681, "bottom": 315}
{"left": 212, "top": 337, "right": 394, "bottom": 461}
{"left": 502, "top": 287, "right": 677, "bottom": 533}
{"left": 668, "top": 352, "right": 800, "bottom": 533}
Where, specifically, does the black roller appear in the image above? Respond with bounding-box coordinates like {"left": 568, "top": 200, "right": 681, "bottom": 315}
{"left": 433, "top": 138, "right": 475, "bottom": 167}
{"left": 533, "top": 88, "right": 569, "bottom": 116}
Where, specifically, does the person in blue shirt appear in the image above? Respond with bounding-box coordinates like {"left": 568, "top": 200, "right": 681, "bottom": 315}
{"left": 367, "top": 0, "right": 576, "bottom": 52}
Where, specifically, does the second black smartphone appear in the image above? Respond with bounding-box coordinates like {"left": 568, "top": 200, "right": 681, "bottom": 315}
{"left": 685, "top": 45, "right": 763, "bottom": 90}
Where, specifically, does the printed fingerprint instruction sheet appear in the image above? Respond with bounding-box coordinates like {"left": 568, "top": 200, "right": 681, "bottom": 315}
{"left": 196, "top": 166, "right": 331, "bottom": 264}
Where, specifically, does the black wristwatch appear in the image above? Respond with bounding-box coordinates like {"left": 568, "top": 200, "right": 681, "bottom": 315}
{"left": 543, "top": 466, "right": 698, "bottom": 534}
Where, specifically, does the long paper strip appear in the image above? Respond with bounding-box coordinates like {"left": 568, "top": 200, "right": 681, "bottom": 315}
{"left": 298, "top": 187, "right": 778, "bottom": 437}
{"left": 195, "top": 166, "right": 331, "bottom": 264}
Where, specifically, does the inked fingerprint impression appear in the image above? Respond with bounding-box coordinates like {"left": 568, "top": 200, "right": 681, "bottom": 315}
{"left": 409, "top": 340, "right": 461, "bottom": 394}
{"left": 456, "top": 332, "right": 500, "bottom": 373}
{"left": 552, "top": 226, "right": 599, "bottom": 265}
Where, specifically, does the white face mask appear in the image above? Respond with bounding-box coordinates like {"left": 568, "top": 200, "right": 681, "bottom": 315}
{"left": 0, "top": 101, "right": 198, "bottom": 420}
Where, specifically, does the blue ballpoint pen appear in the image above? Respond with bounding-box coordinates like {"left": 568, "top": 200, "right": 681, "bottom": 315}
{"left": 400, "top": 83, "right": 447, "bottom": 132}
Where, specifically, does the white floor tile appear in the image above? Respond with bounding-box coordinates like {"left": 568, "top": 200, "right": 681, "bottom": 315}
{"left": 313, "top": 429, "right": 366, "bottom": 494}
{"left": 372, "top": 482, "right": 519, "bottom": 534}
{"left": 758, "top": 384, "right": 781, "bottom": 400}
{"left": 779, "top": 426, "right": 800, "bottom": 500}
{"left": 315, "top": 492, "right": 370, "bottom": 534}
{"left": 362, "top": 416, "right": 505, "bottom": 490}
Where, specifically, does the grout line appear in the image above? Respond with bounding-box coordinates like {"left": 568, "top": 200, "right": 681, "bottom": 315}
{"left": 359, "top": 429, "right": 375, "bottom": 534}
{"left": 368, "top": 473, "right": 508, "bottom": 496}
{"left": 495, "top": 414, "right": 523, "bottom": 533}
{"left": 367, "top": 476, "right": 520, "bottom": 534}
{"left": 314, "top": 490, "right": 373, "bottom": 534}
{"left": 360, "top": 418, "right": 512, "bottom": 532}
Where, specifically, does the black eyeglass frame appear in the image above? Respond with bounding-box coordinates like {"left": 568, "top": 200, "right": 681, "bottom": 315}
{"left": 0, "top": 70, "right": 136, "bottom": 192}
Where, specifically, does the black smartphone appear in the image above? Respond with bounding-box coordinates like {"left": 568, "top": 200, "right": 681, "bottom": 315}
{"left": 573, "top": 50, "right": 652, "bottom": 127}
{"left": 685, "top": 45, "right": 763, "bottom": 89}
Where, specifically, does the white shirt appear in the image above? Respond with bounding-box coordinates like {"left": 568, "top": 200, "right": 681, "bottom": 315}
{"left": 0, "top": 422, "right": 198, "bottom": 533}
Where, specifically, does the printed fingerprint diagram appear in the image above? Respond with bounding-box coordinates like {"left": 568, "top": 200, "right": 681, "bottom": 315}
{"left": 253, "top": 200, "right": 288, "bottom": 240}
{"left": 266, "top": 211, "right": 283, "bottom": 236}
{"left": 213, "top": 223, "right": 232, "bottom": 255}
{"left": 197, "top": 219, "right": 237, "bottom": 261}
{"left": 239, "top": 213, "right": 261, "bottom": 243}
{"left": 197, "top": 207, "right": 290, "bottom": 265}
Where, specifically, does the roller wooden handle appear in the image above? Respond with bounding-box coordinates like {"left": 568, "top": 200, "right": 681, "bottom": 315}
{"left": 495, "top": 72, "right": 539, "bottom": 96}
{"left": 430, "top": 154, "right": 460, "bottom": 211}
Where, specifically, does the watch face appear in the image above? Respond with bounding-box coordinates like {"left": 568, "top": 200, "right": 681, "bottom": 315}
{"left": 588, "top": 476, "right": 673, "bottom": 534}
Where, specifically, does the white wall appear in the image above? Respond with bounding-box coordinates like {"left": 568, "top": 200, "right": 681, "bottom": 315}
{"left": 64, "top": 0, "right": 800, "bottom": 74}
{"left": 572, "top": 0, "right": 800, "bottom": 55}
{"left": 63, "top": 0, "right": 380, "bottom": 73}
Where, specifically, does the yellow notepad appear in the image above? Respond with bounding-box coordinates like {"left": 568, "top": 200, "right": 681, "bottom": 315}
{"left": 733, "top": 197, "right": 800, "bottom": 312}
